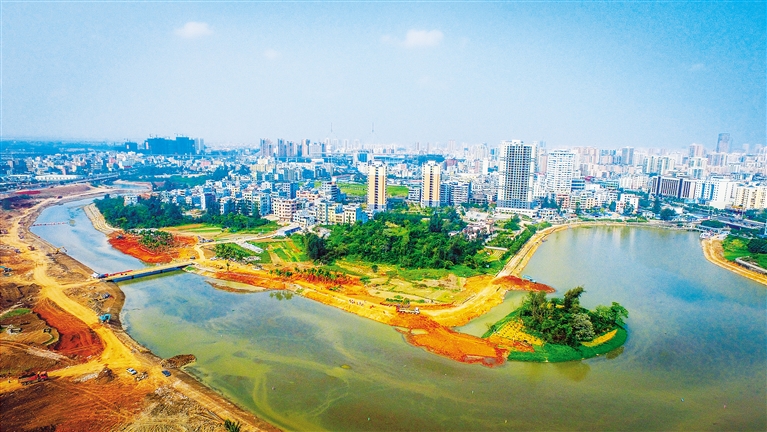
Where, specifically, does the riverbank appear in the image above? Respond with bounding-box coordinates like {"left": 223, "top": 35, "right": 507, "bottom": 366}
{"left": 701, "top": 238, "right": 767, "bottom": 287}
{"left": 0, "top": 186, "right": 278, "bottom": 431}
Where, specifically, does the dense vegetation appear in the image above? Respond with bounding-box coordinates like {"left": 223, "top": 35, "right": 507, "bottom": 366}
{"left": 311, "top": 210, "right": 485, "bottom": 269}
{"left": 214, "top": 243, "right": 255, "bottom": 261}
{"left": 518, "top": 287, "right": 628, "bottom": 347}
{"left": 135, "top": 230, "right": 175, "bottom": 251}
{"left": 95, "top": 194, "right": 270, "bottom": 232}
{"left": 96, "top": 195, "right": 188, "bottom": 229}
{"left": 721, "top": 235, "right": 767, "bottom": 269}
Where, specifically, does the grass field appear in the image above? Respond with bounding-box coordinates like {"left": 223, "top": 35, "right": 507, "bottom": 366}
{"left": 337, "top": 182, "right": 410, "bottom": 198}
{"left": 263, "top": 239, "right": 307, "bottom": 263}
{"left": 721, "top": 235, "right": 767, "bottom": 268}
{"left": 506, "top": 327, "right": 628, "bottom": 362}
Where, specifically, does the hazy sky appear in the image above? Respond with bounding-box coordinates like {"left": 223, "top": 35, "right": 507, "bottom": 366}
{"left": 1, "top": 1, "right": 764, "bottom": 150}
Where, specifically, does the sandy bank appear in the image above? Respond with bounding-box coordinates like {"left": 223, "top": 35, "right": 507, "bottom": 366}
{"left": 1, "top": 186, "right": 278, "bottom": 431}
{"left": 701, "top": 238, "right": 767, "bottom": 287}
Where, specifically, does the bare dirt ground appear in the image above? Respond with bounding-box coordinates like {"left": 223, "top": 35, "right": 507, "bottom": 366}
{"left": 108, "top": 232, "right": 198, "bottom": 264}
{"left": 0, "top": 186, "right": 278, "bottom": 432}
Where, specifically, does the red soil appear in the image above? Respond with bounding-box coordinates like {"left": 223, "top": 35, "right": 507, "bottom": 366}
{"left": 391, "top": 314, "right": 508, "bottom": 367}
{"left": 214, "top": 272, "right": 289, "bottom": 290}
{"left": 33, "top": 298, "right": 103, "bottom": 360}
{"left": 494, "top": 275, "right": 556, "bottom": 293}
{"left": 108, "top": 232, "right": 196, "bottom": 264}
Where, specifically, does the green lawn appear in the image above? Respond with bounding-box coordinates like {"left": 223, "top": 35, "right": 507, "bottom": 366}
{"left": 265, "top": 239, "right": 307, "bottom": 263}
{"left": 386, "top": 185, "right": 409, "bottom": 198}
{"left": 337, "top": 182, "right": 410, "bottom": 198}
{"left": 506, "top": 328, "right": 628, "bottom": 362}
{"left": 721, "top": 235, "right": 767, "bottom": 268}
{"left": 338, "top": 182, "right": 367, "bottom": 197}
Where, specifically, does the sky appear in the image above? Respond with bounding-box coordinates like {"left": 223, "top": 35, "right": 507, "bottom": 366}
{"left": 1, "top": 1, "right": 765, "bottom": 150}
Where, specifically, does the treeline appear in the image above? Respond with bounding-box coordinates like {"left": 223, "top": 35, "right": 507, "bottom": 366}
{"left": 96, "top": 195, "right": 189, "bottom": 229}
{"left": 745, "top": 237, "right": 767, "bottom": 254}
{"left": 518, "top": 287, "right": 628, "bottom": 347}
{"left": 96, "top": 194, "right": 269, "bottom": 231}
{"left": 305, "top": 210, "right": 484, "bottom": 269}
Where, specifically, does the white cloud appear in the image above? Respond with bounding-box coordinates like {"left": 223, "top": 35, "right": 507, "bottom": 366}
{"left": 689, "top": 63, "right": 705, "bottom": 72}
{"left": 175, "top": 22, "right": 213, "bottom": 39}
{"left": 403, "top": 29, "right": 443, "bottom": 48}
{"left": 381, "top": 29, "right": 444, "bottom": 49}
{"left": 264, "top": 49, "right": 280, "bottom": 60}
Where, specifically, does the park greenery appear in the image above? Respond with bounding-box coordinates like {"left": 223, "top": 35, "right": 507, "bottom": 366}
{"left": 487, "top": 222, "right": 551, "bottom": 259}
{"left": 485, "top": 287, "right": 629, "bottom": 362}
{"left": 306, "top": 209, "right": 486, "bottom": 269}
{"left": 95, "top": 194, "right": 271, "bottom": 232}
{"left": 722, "top": 235, "right": 767, "bottom": 269}
{"left": 214, "top": 243, "right": 255, "bottom": 261}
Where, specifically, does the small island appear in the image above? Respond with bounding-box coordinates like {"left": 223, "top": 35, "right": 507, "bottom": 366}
{"left": 484, "top": 287, "right": 628, "bottom": 362}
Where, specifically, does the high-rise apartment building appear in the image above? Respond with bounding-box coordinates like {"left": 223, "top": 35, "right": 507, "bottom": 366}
{"left": 689, "top": 143, "right": 705, "bottom": 158}
{"left": 497, "top": 140, "right": 536, "bottom": 211}
{"left": 716, "top": 133, "right": 731, "bottom": 153}
{"left": 620, "top": 147, "right": 635, "bottom": 165}
{"left": 367, "top": 162, "right": 387, "bottom": 213}
{"left": 545, "top": 150, "right": 575, "bottom": 194}
{"left": 420, "top": 161, "right": 441, "bottom": 208}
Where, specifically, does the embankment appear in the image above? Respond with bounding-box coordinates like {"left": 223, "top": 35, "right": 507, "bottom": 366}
{"left": 701, "top": 238, "right": 767, "bottom": 287}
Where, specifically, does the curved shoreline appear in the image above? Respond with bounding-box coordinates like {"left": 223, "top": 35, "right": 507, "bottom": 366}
{"left": 509, "top": 220, "right": 767, "bottom": 288}
{"left": 700, "top": 237, "right": 767, "bottom": 286}
{"left": 3, "top": 187, "right": 278, "bottom": 431}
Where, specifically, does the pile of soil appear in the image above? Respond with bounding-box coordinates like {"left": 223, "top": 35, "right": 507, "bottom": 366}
{"left": 161, "top": 354, "right": 197, "bottom": 369}
{"left": 33, "top": 298, "right": 103, "bottom": 360}
{"left": 391, "top": 314, "right": 508, "bottom": 367}
{"left": 95, "top": 366, "right": 115, "bottom": 383}
{"left": 493, "top": 275, "right": 556, "bottom": 293}
{"left": 0, "top": 282, "right": 40, "bottom": 309}
{"left": 108, "top": 232, "right": 196, "bottom": 264}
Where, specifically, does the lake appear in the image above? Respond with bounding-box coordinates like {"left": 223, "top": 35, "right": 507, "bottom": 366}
{"left": 34, "top": 204, "right": 767, "bottom": 431}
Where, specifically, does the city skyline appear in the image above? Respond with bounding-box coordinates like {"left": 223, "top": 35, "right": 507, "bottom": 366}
{"left": 1, "top": 2, "right": 764, "bottom": 149}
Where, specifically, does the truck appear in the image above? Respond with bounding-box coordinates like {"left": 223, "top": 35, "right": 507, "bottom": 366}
{"left": 18, "top": 371, "right": 48, "bottom": 385}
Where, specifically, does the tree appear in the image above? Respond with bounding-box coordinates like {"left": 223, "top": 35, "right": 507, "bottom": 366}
{"left": 659, "top": 208, "right": 676, "bottom": 221}
{"left": 304, "top": 233, "right": 327, "bottom": 261}
{"left": 223, "top": 419, "right": 241, "bottom": 432}
{"left": 623, "top": 203, "right": 635, "bottom": 216}
{"left": 608, "top": 201, "right": 617, "bottom": 212}
{"left": 652, "top": 197, "right": 662, "bottom": 215}
{"left": 563, "top": 286, "right": 585, "bottom": 311}
{"left": 371, "top": 264, "right": 379, "bottom": 273}
{"left": 572, "top": 313, "right": 595, "bottom": 341}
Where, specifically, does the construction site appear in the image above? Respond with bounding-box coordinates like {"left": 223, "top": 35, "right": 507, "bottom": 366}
{"left": 0, "top": 185, "right": 277, "bottom": 432}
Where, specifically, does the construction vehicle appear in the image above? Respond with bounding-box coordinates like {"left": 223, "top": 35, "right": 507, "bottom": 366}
{"left": 18, "top": 371, "right": 48, "bottom": 385}
{"left": 54, "top": 246, "right": 67, "bottom": 254}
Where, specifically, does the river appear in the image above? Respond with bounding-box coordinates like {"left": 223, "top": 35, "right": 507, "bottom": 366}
{"left": 33, "top": 202, "right": 767, "bottom": 431}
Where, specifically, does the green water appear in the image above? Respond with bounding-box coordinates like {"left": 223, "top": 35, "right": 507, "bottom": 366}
{"left": 31, "top": 204, "right": 766, "bottom": 431}
{"left": 116, "top": 227, "right": 766, "bottom": 431}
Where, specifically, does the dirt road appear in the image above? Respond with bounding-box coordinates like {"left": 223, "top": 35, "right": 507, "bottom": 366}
{"left": 0, "top": 187, "right": 277, "bottom": 431}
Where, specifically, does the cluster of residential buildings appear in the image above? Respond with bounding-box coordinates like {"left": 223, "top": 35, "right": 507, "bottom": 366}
{"left": 4, "top": 132, "right": 767, "bottom": 225}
